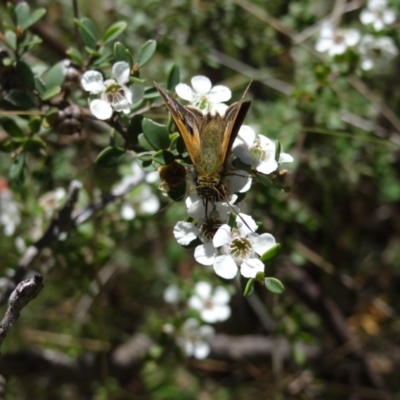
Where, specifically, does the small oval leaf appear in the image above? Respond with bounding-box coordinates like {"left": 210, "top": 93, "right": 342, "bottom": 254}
{"left": 152, "top": 149, "right": 175, "bottom": 166}
{"left": 96, "top": 146, "right": 126, "bottom": 167}
{"left": 137, "top": 40, "right": 157, "bottom": 68}
{"left": 0, "top": 117, "right": 24, "bottom": 138}
{"left": 243, "top": 278, "right": 255, "bottom": 297}
{"left": 167, "top": 64, "right": 180, "bottom": 92}
{"left": 260, "top": 243, "right": 281, "bottom": 263}
{"left": 21, "top": 8, "right": 46, "bottom": 30}
{"left": 103, "top": 21, "right": 127, "bottom": 45}
{"left": 142, "top": 118, "right": 170, "bottom": 150}
{"left": 264, "top": 277, "right": 285, "bottom": 294}
{"left": 16, "top": 60, "right": 36, "bottom": 90}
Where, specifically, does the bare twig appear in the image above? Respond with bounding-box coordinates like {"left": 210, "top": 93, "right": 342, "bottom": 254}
{"left": 0, "top": 170, "right": 146, "bottom": 307}
{"left": 0, "top": 275, "right": 44, "bottom": 350}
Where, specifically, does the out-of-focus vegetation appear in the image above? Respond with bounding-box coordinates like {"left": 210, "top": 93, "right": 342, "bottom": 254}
{"left": 1, "top": 0, "right": 400, "bottom": 398}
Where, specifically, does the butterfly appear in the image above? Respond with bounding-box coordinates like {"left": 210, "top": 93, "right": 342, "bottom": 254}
{"left": 154, "top": 81, "right": 251, "bottom": 215}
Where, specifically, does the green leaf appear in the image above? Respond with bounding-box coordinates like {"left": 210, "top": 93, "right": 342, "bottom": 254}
{"left": 142, "top": 118, "right": 170, "bottom": 150}
{"left": 24, "top": 136, "right": 46, "bottom": 152}
{"left": 143, "top": 86, "right": 160, "bottom": 99}
{"left": 103, "top": 21, "right": 127, "bottom": 45}
{"left": 7, "top": 3, "right": 17, "bottom": 25}
{"left": 66, "top": 47, "right": 83, "bottom": 66}
{"left": 0, "top": 138, "right": 24, "bottom": 153}
{"left": 167, "top": 64, "right": 180, "bottom": 92}
{"left": 0, "top": 117, "right": 24, "bottom": 138}
{"left": 127, "top": 114, "right": 143, "bottom": 141}
{"left": 21, "top": 8, "right": 46, "bottom": 30}
{"left": 243, "top": 279, "right": 255, "bottom": 297}
{"left": 96, "top": 146, "right": 126, "bottom": 167}
{"left": 138, "top": 133, "right": 154, "bottom": 151}
{"left": 29, "top": 117, "right": 42, "bottom": 134}
{"left": 15, "top": 2, "right": 30, "bottom": 27}
{"left": 9, "top": 152, "right": 27, "bottom": 185}
{"left": 42, "top": 62, "right": 65, "bottom": 90}
{"left": 152, "top": 150, "right": 175, "bottom": 165}
{"left": 137, "top": 40, "right": 157, "bottom": 68}
{"left": 114, "top": 42, "right": 129, "bottom": 63}
{"left": 16, "top": 60, "right": 35, "bottom": 90}
{"left": 275, "top": 140, "right": 281, "bottom": 162}
{"left": 260, "top": 243, "right": 281, "bottom": 263}
{"left": 4, "top": 31, "right": 17, "bottom": 51}
{"left": 74, "top": 18, "right": 97, "bottom": 49}
{"left": 4, "top": 90, "right": 37, "bottom": 109}
{"left": 264, "top": 277, "right": 285, "bottom": 294}
{"left": 41, "top": 85, "right": 62, "bottom": 101}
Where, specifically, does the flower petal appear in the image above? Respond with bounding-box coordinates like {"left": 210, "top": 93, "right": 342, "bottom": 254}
{"left": 226, "top": 170, "right": 252, "bottom": 194}
{"left": 208, "top": 85, "right": 232, "bottom": 103}
{"left": 240, "top": 258, "right": 265, "bottom": 278}
{"left": 213, "top": 255, "right": 238, "bottom": 279}
{"left": 89, "top": 99, "right": 113, "bottom": 120}
{"left": 191, "top": 76, "right": 212, "bottom": 94}
{"left": 163, "top": 284, "right": 181, "bottom": 303}
{"left": 121, "top": 203, "right": 136, "bottom": 220}
{"left": 175, "top": 83, "right": 194, "bottom": 101}
{"left": 213, "top": 224, "right": 232, "bottom": 248}
{"left": 238, "top": 125, "right": 256, "bottom": 147}
{"left": 194, "top": 243, "right": 217, "bottom": 266}
{"left": 173, "top": 221, "right": 199, "bottom": 245}
{"left": 213, "top": 286, "right": 230, "bottom": 305}
{"left": 252, "top": 233, "right": 276, "bottom": 256}
{"left": 194, "top": 281, "right": 212, "bottom": 299}
{"left": 279, "top": 152, "right": 294, "bottom": 164}
{"left": 112, "top": 61, "right": 130, "bottom": 85}
{"left": 193, "top": 341, "right": 210, "bottom": 359}
{"left": 237, "top": 213, "right": 257, "bottom": 237}
{"left": 81, "top": 70, "right": 105, "bottom": 93}
{"left": 188, "top": 295, "right": 204, "bottom": 311}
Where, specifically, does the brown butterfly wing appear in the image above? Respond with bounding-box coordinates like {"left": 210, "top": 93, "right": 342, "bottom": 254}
{"left": 154, "top": 82, "right": 203, "bottom": 166}
{"left": 219, "top": 83, "right": 252, "bottom": 166}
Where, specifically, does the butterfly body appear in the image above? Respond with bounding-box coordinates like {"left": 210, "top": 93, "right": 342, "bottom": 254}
{"left": 154, "top": 82, "right": 251, "bottom": 208}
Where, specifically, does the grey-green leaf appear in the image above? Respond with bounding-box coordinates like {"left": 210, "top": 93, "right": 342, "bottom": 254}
{"left": 137, "top": 40, "right": 157, "bottom": 68}
{"left": 16, "top": 60, "right": 36, "bottom": 90}
{"left": 260, "top": 243, "right": 281, "bottom": 263}
{"left": 21, "top": 8, "right": 46, "bottom": 30}
{"left": 0, "top": 117, "right": 24, "bottom": 138}
{"left": 96, "top": 146, "right": 126, "bottom": 167}
{"left": 142, "top": 118, "right": 170, "bottom": 150}
{"left": 264, "top": 278, "right": 285, "bottom": 294}
{"left": 103, "top": 21, "right": 128, "bottom": 45}
{"left": 167, "top": 64, "right": 180, "bottom": 92}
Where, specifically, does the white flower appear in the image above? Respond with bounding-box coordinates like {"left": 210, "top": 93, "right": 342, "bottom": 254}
{"left": 233, "top": 126, "right": 293, "bottom": 175}
{"left": 360, "top": 0, "right": 396, "bottom": 31}
{"left": 315, "top": 23, "right": 361, "bottom": 56}
{"left": 120, "top": 185, "right": 160, "bottom": 220}
{"left": 175, "top": 76, "right": 231, "bottom": 115}
{"left": 176, "top": 318, "right": 215, "bottom": 359}
{"left": 81, "top": 62, "right": 144, "bottom": 120}
{"left": 188, "top": 281, "right": 231, "bottom": 323}
{"left": 163, "top": 284, "right": 182, "bottom": 304}
{"left": 212, "top": 221, "right": 276, "bottom": 280}
{"left": 359, "top": 34, "right": 398, "bottom": 70}
{"left": 0, "top": 180, "right": 21, "bottom": 236}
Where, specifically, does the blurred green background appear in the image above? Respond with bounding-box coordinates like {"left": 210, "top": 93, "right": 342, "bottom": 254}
{"left": 1, "top": 0, "right": 400, "bottom": 398}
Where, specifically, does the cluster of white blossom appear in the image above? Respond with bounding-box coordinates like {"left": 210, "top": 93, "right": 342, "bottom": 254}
{"left": 163, "top": 281, "right": 232, "bottom": 359}
{"left": 172, "top": 76, "right": 292, "bottom": 280}
{"left": 315, "top": 0, "right": 398, "bottom": 71}
{"left": 81, "top": 61, "right": 144, "bottom": 120}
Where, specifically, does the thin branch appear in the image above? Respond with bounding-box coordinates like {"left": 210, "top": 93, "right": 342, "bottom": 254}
{"left": 0, "top": 275, "right": 44, "bottom": 350}
{"left": 0, "top": 171, "right": 146, "bottom": 307}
